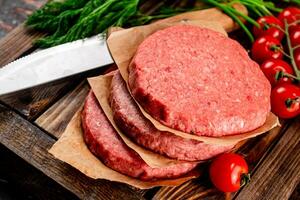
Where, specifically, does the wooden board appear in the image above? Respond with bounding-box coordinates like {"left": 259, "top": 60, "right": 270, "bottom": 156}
{"left": 0, "top": 0, "right": 300, "bottom": 199}
{"left": 235, "top": 117, "right": 300, "bottom": 200}
{"left": 0, "top": 104, "right": 144, "bottom": 200}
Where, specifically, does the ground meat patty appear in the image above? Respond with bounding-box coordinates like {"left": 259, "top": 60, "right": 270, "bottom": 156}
{"left": 110, "top": 72, "right": 234, "bottom": 161}
{"left": 129, "top": 25, "right": 271, "bottom": 137}
{"left": 81, "top": 91, "right": 197, "bottom": 181}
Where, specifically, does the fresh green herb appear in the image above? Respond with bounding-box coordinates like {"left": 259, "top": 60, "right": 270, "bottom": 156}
{"left": 203, "top": 0, "right": 282, "bottom": 42}
{"left": 283, "top": 0, "right": 300, "bottom": 5}
{"left": 26, "top": 0, "right": 90, "bottom": 33}
{"left": 26, "top": 0, "right": 283, "bottom": 48}
{"left": 27, "top": 0, "right": 140, "bottom": 47}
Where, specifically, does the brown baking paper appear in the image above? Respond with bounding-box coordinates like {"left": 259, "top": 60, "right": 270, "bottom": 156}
{"left": 155, "top": 3, "right": 247, "bottom": 33}
{"left": 49, "top": 110, "right": 200, "bottom": 189}
{"left": 106, "top": 20, "right": 280, "bottom": 145}
{"left": 88, "top": 73, "right": 198, "bottom": 168}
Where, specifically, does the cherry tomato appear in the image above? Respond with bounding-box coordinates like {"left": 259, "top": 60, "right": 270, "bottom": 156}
{"left": 289, "top": 24, "right": 299, "bottom": 33}
{"left": 260, "top": 59, "right": 294, "bottom": 86}
{"left": 289, "top": 26, "right": 300, "bottom": 47}
{"left": 271, "top": 83, "right": 300, "bottom": 119}
{"left": 251, "top": 36, "right": 283, "bottom": 63}
{"left": 253, "top": 16, "right": 284, "bottom": 41}
{"left": 209, "top": 153, "right": 250, "bottom": 193}
{"left": 278, "top": 7, "right": 300, "bottom": 25}
{"left": 294, "top": 47, "right": 300, "bottom": 70}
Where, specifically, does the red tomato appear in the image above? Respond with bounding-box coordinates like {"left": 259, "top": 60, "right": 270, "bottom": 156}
{"left": 294, "top": 47, "right": 300, "bottom": 70}
{"left": 209, "top": 153, "right": 249, "bottom": 193}
{"left": 271, "top": 84, "right": 300, "bottom": 119}
{"left": 278, "top": 7, "right": 300, "bottom": 25}
{"left": 260, "top": 59, "right": 294, "bottom": 86}
{"left": 289, "top": 24, "right": 299, "bottom": 33}
{"left": 290, "top": 26, "right": 300, "bottom": 47}
{"left": 253, "top": 16, "right": 284, "bottom": 41}
{"left": 251, "top": 36, "right": 283, "bottom": 63}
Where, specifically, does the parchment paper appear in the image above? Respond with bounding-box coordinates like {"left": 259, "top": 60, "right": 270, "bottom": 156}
{"left": 155, "top": 3, "right": 247, "bottom": 33}
{"left": 49, "top": 110, "right": 200, "bottom": 189}
{"left": 106, "top": 20, "right": 280, "bottom": 145}
{"left": 88, "top": 73, "right": 196, "bottom": 168}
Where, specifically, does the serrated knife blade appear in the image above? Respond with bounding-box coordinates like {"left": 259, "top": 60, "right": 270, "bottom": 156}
{"left": 0, "top": 33, "right": 114, "bottom": 96}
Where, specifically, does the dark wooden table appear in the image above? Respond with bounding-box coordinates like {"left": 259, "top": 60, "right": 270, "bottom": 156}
{"left": 0, "top": 0, "right": 300, "bottom": 199}
{"left": 0, "top": 1, "right": 77, "bottom": 199}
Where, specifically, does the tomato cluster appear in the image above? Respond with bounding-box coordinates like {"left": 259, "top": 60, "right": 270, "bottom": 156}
{"left": 209, "top": 7, "right": 300, "bottom": 195}
{"left": 251, "top": 7, "right": 300, "bottom": 119}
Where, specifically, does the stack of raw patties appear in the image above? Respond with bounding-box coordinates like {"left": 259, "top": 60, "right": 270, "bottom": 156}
{"left": 82, "top": 24, "right": 275, "bottom": 183}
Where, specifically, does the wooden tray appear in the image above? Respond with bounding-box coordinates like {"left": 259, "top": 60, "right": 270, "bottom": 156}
{"left": 0, "top": 1, "right": 299, "bottom": 199}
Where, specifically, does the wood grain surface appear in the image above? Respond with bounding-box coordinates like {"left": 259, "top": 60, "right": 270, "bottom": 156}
{"left": 0, "top": 143, "right": 79, "bottom": 200}
{"left": 0, "top": 24, "right": 45, "bottom": 67}
{"left": 35, "top": 81, "right": 90, "bottom": 138}
{"left": 0, "top": 79, "right": 79, "bottom": 120}
{"left": 0, "top": 104, "right": 145, "bottom": 200}
{"left": 235, "top": 117, "right": 300, "bottom": 200}
{"left": 0, "top": 0, "right": 300, "bottom": 199}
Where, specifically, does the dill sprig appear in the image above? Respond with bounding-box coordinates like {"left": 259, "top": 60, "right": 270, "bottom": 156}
{"left": 26, "top": 0, "right": 90, "bottom": 33}
{"left": 27, "top": 0, "right": 139, "bottom": 47}
{"left": 26, "top": 0, "right": 283, "bottom": 48}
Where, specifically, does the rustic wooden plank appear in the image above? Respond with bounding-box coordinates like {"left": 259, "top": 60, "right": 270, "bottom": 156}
{"left": 235, "top": 117, "right": 300, "bottom": 200}
{"left": 237, "top": 122, "right": 286, "bottom": 169}
{"left": 290, "top": 182, "right": 300, "bottom": 200}
{"left": 35, "top": 81, "right": 90, "bottom": 138}
{"left": 153, "top": 178, "right": 221, "bottom": 200}
{"left": 153, "top": 123, "right": 286, "bottom": 199}
{"left": 0, "top": 103, "right": 144, "bottom": 200}
{"left": 0, "top": 79, "right": 80, "bottom": 120}
{"left": 0, "top": 24, "right": 45, "bottom": 67}
{"left": 0, "top": 144, "right": 79, "bottom": 200}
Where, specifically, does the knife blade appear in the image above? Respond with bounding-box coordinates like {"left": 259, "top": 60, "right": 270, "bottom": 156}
{"left": 0, "top": 33, "right": 114, "bottom": 96}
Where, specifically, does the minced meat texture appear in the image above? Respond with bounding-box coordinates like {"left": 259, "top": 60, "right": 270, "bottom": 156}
{"left": 129, "top": 25, "right": 271, "bottom": 137}
{"left": 110, "top": 72, "right": 234, "bottom": 161}
{"left": 81, "top": 91, "right": 197, "bottom": 181}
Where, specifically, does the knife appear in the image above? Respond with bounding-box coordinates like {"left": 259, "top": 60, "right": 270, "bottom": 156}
{"left": 0, "top": 33, "right": 114, "bottom": 96}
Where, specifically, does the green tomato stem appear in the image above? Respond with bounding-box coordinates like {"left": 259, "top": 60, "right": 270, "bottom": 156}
{"left": 280, "top": 71, "right": 300, "bottom": 81}
{"left": 227, "top": 5, "right": 260, "bottom": 27}
{"left": 293, "top": 45, "right": 300, "bottom": 50}
{"left": 270, "top": 45, "right": 291, "bottom": 59}
{"left": 285, "top": 97, "right": 300, "bottom": 108}
{"left": 203, "top": 0, "right": 254, "bottom": 42}
{"left": 240, "top": 173, "right": 251, "bottom": 188}
{"left": 285, "top": 20, "right": 300, "bottom": 79}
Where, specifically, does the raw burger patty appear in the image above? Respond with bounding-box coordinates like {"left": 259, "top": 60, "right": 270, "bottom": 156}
{"left": 81, "top": 91, "right": 197, "bottom": 181}
{"left": 129, "top": 25, "right": 271, "bottom": 137}
{"left": 110, "top": 72, "right": 234, "bottom": 161}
